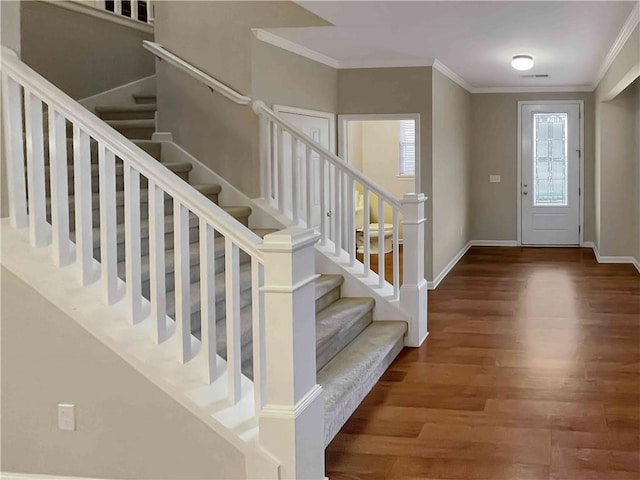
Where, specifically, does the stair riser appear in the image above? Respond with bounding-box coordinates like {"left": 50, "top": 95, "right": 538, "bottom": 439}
{"left": 112, "top": 126, "right": 155, "bottom": 140}
{"left": 98, "top": 111, "right": 156, "bottom": 121}
{"left": 316, "top": 286, "right": 341, "bottom": 313}
{"left": 133, "top": 96, "right": 156, "bottom": 105}
{"left": 316, "top": 310, "right": 373, "bottom": 372}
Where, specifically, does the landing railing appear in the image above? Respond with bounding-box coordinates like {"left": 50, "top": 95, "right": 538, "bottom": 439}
{"left": 143, "top": 40, "right": 429, "bottom": 347}
{"left": 95, "top": 0, "right": 154, "bottom": 24}
{"left": 1, "top": 47, "right": 324, "bottom": 478}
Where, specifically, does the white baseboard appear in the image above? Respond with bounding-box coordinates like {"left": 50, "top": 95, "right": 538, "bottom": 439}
{"left": 79, "top": 75, "right": 156, "bottom": 110}
{"left": 428, "top": 241, "right": 472, "bottom": 290}
{"left": 1, "top": 472, "right": 109, "bottom": 480}
{"left": 586, "top": 242, "right": 640, "bottom": 273}
{"left": 469, "top": 240, "right": 519, "bottom": 247}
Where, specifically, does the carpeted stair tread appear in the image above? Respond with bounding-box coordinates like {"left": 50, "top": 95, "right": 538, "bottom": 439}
{"left": 121, "top": 233, "right": 255, "bottom": 285}
{"left": 164, "top": 262, "right": 253, "bottom": 318}
{"left": 220, "top": 205, "right": 252, "bottom": 219}
{"left": 189, "top": 183, "right": 222, "bottom": 196}
{"left": 132, "top": 94, "right": 157, "bottom": 104}
{"left": 316, "top": 297, "right": 375, "bottom": 371}
{"left": 85, "top": 205, "right": 251, "bottom": 249}
{"left": 319, "top": 321, "right": 407, "bottom": 445}
{"left": 315, "top": 274, "right": 344, "bottom": 300}
{"left": 47, "top": 183, "right": 218, "bottom": 211}
{"left": 95, "top": 104, "right": 157, "bottom": 114}
{"left": 47, "top": 161, "right": 192, "bottom": 178}
{"left": 105, "top": 118, "right": 156, "bottom": 129}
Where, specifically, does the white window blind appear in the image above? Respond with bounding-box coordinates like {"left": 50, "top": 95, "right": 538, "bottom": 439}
{"left": 399, "top": 120, "right": 416, "bottom": 176}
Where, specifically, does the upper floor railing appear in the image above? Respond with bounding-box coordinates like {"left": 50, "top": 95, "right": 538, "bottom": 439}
{"left": 95, "top": 0, "right": 154, "bottom": 24}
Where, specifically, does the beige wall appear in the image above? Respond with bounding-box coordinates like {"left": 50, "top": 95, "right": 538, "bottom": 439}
{"left": 20, "top": 1, "right": 154, "bottom": 99}
{"left": 338, "top": 67, "right": 433, "bottom": 276}
{"left": 470, "top": 91, "right": 595, "bottom": 242}
{"left": 155, "top": 1, "right": 334, "bottom": 197}
{"left": 1, "top": 269, "right": 245, "bottom": 479}
{"left": 594, "top": 24, "right": 639, "bottom": 259}
{"left": 595, "top": 81, "right": 639, "bottom": 257}
{"left": 1, "top": 0, "right": 20, "bottom": 54}
{"left": 432, "top": 69, "right": 472, "bottom": 279}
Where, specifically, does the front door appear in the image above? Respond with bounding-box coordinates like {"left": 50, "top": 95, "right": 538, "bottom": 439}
{"left": 521, "top": 104, "right": 581, "bottom": 245}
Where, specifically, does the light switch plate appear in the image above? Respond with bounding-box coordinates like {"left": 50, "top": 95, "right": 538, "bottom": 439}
{"left": 58, "top": 403, "right": 76, "bottom": 431}
{"left": 489, "top": 175, "right": 501, "bottom": 183}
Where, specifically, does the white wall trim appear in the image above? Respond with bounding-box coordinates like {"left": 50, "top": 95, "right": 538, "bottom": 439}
{"left": 584, "top": 242, "right": 640, "bottom": 273}
{"left": 516, "top": 100, "right": 585, "bottom": 247}
{"left": 592, "top": 2, "right": 640, "bottom": 88}
{"left": 252, "top": 28, "right": 340, "bottom": 69}
{"left": 1, "top": 473, "right": 109, "bottom": 480}
{"left": 46, "top": 1, "right": 154, "bottom": 34}
{"left": 338, "top": 58, "right": 432, "bottom": 69}
{"left": 470, "top": 240, "right": 519, "bottom": 247}
{"left": 428, "top": 241, "right": 472, "bottom": 290}
{"left": 79, "top": 74, "right": 155, "bottom": 104}
{"left": 473, "top": 85, "right": 594, "bottom": 94}
{"left": 432, "top": 60, "right": 474, "bottom": 92}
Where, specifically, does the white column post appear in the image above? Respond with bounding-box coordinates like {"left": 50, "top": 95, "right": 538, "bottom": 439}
{"left": 400, "top": 193, "right": 428, "bottom": 347}
{"left": 257, "top": 228, "right": 324, "bottom": 480}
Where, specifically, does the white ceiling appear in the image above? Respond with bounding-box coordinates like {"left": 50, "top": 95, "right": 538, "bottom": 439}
{"left": 259, "top": 1, "right": 638, "bottom": 89}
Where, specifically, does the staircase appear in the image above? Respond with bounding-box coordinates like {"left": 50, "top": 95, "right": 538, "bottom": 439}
{"left": 89, "top": 93, "right": 407, "bottom": 443}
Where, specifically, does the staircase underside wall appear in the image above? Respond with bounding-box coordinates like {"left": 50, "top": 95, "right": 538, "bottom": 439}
{"left": 1, "top": 268, "right": 245, "bottom": 480}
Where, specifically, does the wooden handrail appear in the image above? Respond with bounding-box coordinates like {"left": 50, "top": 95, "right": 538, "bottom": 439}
{"left": 143, "top": 41, "right": 252, "bottom": 105}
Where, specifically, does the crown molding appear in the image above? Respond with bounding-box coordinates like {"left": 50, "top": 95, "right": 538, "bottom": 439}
{"left": 432, "top": 60, "right": 474, "bottom": 92}
{"left": 252, "top": 29, "right": 597, "bottom": 94}
{"left": 593, "top": 2, "right": 640, "bottom": 88}
{"left": 252, "top": 28, "right": 339, "bottom": 69}
{"left": 472, "top": 85, "right": 594, "bottom": 94}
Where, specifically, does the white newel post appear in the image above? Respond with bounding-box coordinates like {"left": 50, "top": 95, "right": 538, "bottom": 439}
{"left": 257, "top": 228, "right": 325, "bottom": 480}
{"left": 400, "top": 193, "right": 428, "bottom": 347}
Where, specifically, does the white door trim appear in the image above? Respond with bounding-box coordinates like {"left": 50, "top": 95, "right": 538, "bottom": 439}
{"left": 517, "top": 100, "right": 585, "bottom": 246}
{"left": 273, "top": 104, "right": 337, "bottom": 154}
{"left": 337, "top": 113, "right": 422, "bottom": 194}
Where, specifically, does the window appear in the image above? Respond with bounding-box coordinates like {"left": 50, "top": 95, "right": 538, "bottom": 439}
{"left": 533, "top": 113, "right": 568, "bottom": 206}
{"left": 399, "top": 120, "right": 416, "bottom": 176}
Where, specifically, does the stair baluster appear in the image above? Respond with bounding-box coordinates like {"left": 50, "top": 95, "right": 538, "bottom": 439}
{"left": 1, "top": 73, "right": 28, "bottom": 229}
{"left": 49, "top": 108, "right": 72, "bottom": 266}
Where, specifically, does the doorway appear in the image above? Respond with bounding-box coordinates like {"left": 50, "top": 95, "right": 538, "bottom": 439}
{"left": 272, "top": 104, "right": 335, "bottom": 232}
{"left": 518, "top": 102, "right": 583, "bottom": 245}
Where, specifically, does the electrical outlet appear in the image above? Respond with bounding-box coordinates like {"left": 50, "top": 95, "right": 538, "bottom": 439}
{"left": 58, "top": 404, "right": 76, "bottom": 431}
{"left": 489, "top": 175, "right": 501, "bottom": 183}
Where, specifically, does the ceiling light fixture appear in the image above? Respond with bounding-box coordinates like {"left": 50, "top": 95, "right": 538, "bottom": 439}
{"left": 512, "top": 55, "right": 534, "bottom": 71}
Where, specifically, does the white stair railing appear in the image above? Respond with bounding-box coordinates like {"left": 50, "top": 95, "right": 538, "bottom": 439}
{"left": 253, "top": 101, "right": 428, "bottom": 346}
{"left": 143, "top": 40, "right": 429, "bottom": 347}
{"left": 1, "top": 47, "right": 325, "bottom": 479}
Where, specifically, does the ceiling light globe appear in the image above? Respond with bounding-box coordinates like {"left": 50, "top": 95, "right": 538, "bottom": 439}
{"left": 512, "top": 55, "right": 534, "bottom": 71}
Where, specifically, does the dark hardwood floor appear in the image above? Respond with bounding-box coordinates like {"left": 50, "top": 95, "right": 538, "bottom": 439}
{"left": 326, "top": 247, "right": 640, "bottom": 480}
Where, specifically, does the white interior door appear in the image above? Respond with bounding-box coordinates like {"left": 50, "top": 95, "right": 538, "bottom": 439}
{"left": 521, "top": 104, "right": 580, "bottom": 245}
{"left": 274, "top": 106, "right": 334, "bottom": 232}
